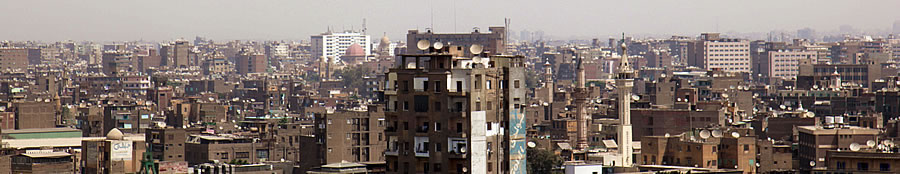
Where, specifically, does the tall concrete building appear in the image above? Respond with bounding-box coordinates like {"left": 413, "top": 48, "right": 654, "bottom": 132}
{"left": 235, "top": 48, "right": 267, "bottom": 75}
{"left": 687, "top": 33, "right": 751, "bottom": 73}
{"left": 101, "top": 50, "right": 133, "bottom": 75}
{"left": 405, "top": 27, "right": 506, "bottom": 57}
{"left": 0, "top": 48, "right": 31, "bottom": 70}
{"left": 314, "top": 107, "right": 385, "bottom": 164}
{"left": 310, "top": 31, "right": 371, "bottom": 63}
{"left": 160, "top": 40, "right": 194, "bottom": 68}
{"left": 384, "top": 52, "right": 526, "bottom": 173}
{"left": 766, "top": 50, "right": 818, "bottom": 79}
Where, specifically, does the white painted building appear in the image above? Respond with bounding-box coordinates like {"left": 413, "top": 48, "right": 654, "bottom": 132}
{"left": 767, "top": 50, "right": 818, "bottom": 79}
{"left": 704, "top": 40, "right": 751, "bottom": 72}
{"left": 310, "top": 31, "right": 371, "bottom": 63}
{"left": 565, "top": 164, "right": 604, "bottom": 174}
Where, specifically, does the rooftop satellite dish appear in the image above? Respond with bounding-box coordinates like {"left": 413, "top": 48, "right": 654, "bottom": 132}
{"left": 867, "top": 140, "right": 876, "bottom": 147}
{"left": 664, "top": 133, "right": 670, "bottom": 137}
{"left": 804, "top": 112, "right": 815, "bottom": 118}
{"left": 850, "top": 143, "right": 861, "bottom": 151}
{"left": 731, "top": 132, "right": 741, "bottom": 138}
{"left": 416, "top": 40, "right": 431, "bottom": 51}
{"left": 883, "top": 140, "right": 893, "bottom": 146}
{"left": 433, "top": 42, "right": 444, "bottom": 50}
{"left": 660, "top": 74, "right": 667, "bottom": 78}
{"left": 721, "top": 94, "right": 729, "bottom": 98}
{"left": 460, "top": 147, "right": 467, "bottom": 153}
{"left": 699, "top": 130, "right": 711, "bottom": 139}
{"left": 779, "top": 105, "right": 787, "bottom": 110}
{"left": 470, "top": 44, "right": 484, "bottom": 55}
{"left": 527, "top": 142, "right": 536, "bottom": 148}
{"left": 712, "top": 130, "right": 723, "bottom": 138}
{"left": 809, "top": 161, "right": 816, "bottom": 167}
{"left": 631, "top": 95, "right": 640, "bottom": 101}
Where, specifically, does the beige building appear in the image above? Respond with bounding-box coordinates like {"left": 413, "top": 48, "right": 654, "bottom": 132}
{"left": 81, "top": 128, "right": 147, "bottom": 173}
{"left": 767, "top": 50, "right": 818, "bottom": 79}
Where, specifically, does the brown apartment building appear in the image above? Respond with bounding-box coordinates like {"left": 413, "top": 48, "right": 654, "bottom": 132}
{"left": 384, "top": 53, "right": 527, "bottom": 174}
{"left": 314, "top": 106, "right": 386, "bottom": 164}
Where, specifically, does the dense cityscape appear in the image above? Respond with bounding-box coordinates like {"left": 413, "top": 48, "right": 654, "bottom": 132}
{"left": 2, "top": 2, "right": 900, "bottom": 173}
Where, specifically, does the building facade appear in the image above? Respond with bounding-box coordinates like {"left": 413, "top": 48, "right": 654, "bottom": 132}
{"left": 384, "top": 53, "right": 526, "bottom": 174}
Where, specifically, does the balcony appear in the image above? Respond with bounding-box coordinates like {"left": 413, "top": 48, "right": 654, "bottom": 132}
{"left": 414, "top": 137, "right": 430, "bottom": 158}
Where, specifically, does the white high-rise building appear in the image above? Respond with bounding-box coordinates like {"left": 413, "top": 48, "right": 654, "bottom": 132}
{"left": 767, "top": 50, "right": 818, "bottom": 79}
{"left": 704, "top": 39, "right": 751, "bottom": 72}
{"left": 310, "top": 31, "right": 371, "bottom": 63}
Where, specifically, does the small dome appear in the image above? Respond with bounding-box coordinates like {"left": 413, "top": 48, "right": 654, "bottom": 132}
{"left": 380, "top": 35, "right": 390, "bottom": 46}
{"left": 344, "top": 43, "right": 365, "bottom": 57}
{"left": 107, "top": 128, "right": 124, "bottom": 140}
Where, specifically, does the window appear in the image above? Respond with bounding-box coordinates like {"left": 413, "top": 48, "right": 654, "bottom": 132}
{"left": 235, "top": 152, "right": 250, "bottom": 158}
{"left": 434, "top": 81, "right": 441, "bottom": 92}
{"left": 487, "top": 123, "right": 492, "bottom": 130}
{"left": 434, "top": 163, "right": 442, "bottom": 172}
{"left": 486, "top": 80, "right": 492, "bottom": 89}
{"left": 435, "top": 143, "right": 442, "bottom": 152}
{"left": 514, "top": 80, "right": 520, "bottom": 88}
{"left": 435, "top": 122, "right": 442, "bottom": 131}
{"left": 457, "top": 123, "right": 463, "bottom": 133}
{"left": 836, "top": 161, "right": 846, "bottom": 170}
{"left": 743, "top": 144, "right": 750, "bottom": 151}
{"left": 881, "top": 163, "right": 890, "bottom": 171}
{"left": 487, "top": 101, "right": 493, "bottom": 110}
{"left": 475, "top": 102, "right": 481, "bottom": 111}
{"left": 859, "top": 162, "right": 869, "bottom": 171}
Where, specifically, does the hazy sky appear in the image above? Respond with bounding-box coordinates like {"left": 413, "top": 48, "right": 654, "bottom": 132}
{"left": 2, "top": 0, "right": 899, "bottom": 42}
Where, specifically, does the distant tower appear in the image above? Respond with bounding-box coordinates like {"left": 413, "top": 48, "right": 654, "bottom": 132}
{"left": 574, "top": 50, "right": 589, "bottom": 149}
{"left": 544, "top": 61, "right": 554, "bottom": 102}
{"left": 831, "top": 67, "right": 841, "bottom": 90}
{"left": 616, "top": 38, "right": 634, "bottom": 167}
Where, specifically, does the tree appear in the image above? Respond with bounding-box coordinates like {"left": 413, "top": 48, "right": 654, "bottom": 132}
{"left": 525, "top": 68, "right": 539, "bottom": 89}
{"left": 527, "top": 148, "right": 563, "bottom": 174}
{"left": 333, "top": 65, "right": 371, "bottom": 96}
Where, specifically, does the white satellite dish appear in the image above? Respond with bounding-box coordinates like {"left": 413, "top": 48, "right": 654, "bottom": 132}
{"left": 416, "top": 40, "right": 431, "bottom": 50}
{"left": 433, "top": 42, "right": 444, "bottom": 50}
{"left": 664, "top": 133, "right": 670, "bottom": 137}
{"left": 527, "top": 142, "right": 536, "bottom": 148}
{"left": 850, "top": 143, "right": 861, "bottom": 151}
{"left": 731, "top": 132, "right": 741, "bottom": 138}
{"left": 721, "top": 94, "right": 729, "bottom": 98}
{"left": 631, "top": 95, "right": 640, "bottom": 101}
{"left": 712, "top": 130, "right": 723, "bottom": 138}
{"left": 660, "top": 73, "right": 667, "bottom": 78}
{"left": 779, "top": 105, "right": 787, "bottom": 110}
{"left": 883, "top": 140, "right": 894, "bottom": 146}
{"left": 470, "top": 44, "right": 484, "bottom": 55}
{"left": 460, "top": 147, "right": 467, "bottom": 153}
{"left": 699, "top": 130, "right": 711, "bottom": 139}
{"left": 867, "top": 140, "right": 876, "bottom": 147}
{"left": 809, "top": 161, "right": 816, "bottom": 167}
{"left": 804, "top": 112, "right": 815, "bottom": 118}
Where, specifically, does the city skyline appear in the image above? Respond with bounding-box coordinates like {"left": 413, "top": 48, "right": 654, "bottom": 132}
{"left": 2, "top": 0, "right": 900, "bottom": 41}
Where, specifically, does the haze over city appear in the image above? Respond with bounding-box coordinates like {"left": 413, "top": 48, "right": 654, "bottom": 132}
{"left": 2, "top": 0, "right": 900, "bottom": 41}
